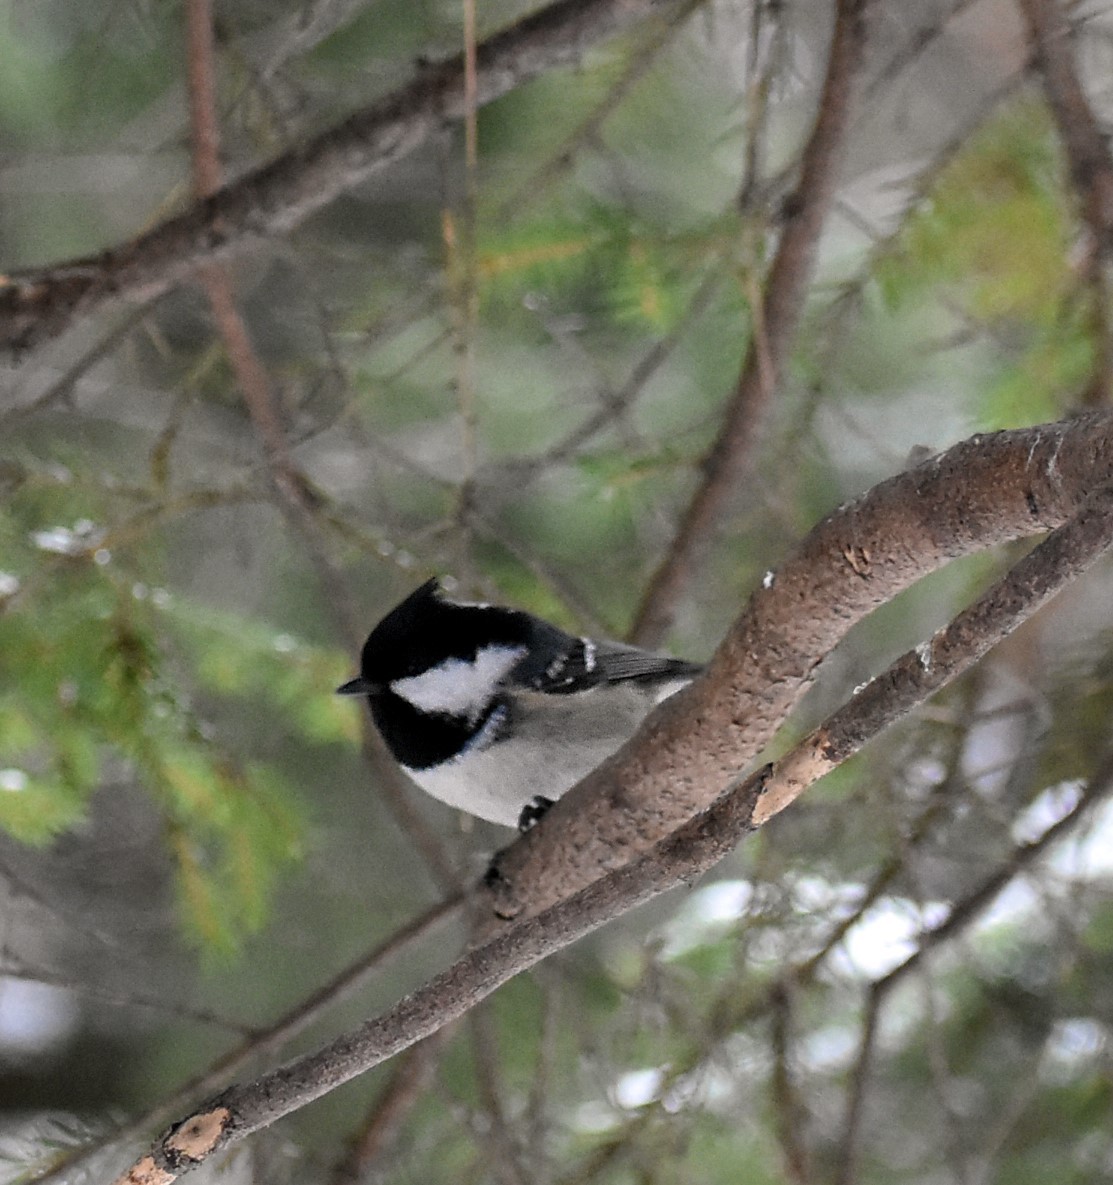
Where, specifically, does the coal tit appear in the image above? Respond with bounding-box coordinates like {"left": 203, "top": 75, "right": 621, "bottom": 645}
{"left": 337, "top": 578, "right": 701, "bottom": 829}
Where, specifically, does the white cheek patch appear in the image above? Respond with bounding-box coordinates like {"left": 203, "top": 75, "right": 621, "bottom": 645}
{"left": 392, "top": 645, "right": 525, "bottom": 719}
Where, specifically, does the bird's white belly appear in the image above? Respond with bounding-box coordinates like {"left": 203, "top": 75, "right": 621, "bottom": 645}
{"left": 404, "top": 682, "right": 686, "bottom": 828}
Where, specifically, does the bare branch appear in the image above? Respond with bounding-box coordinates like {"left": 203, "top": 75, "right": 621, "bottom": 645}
{"left": 0, "top": 0, "right": 693, "bottom": 354}
{"left": 1017, "top": 0, "right": 1113, "bottom": 235}
{"left": 184, "top": 0, "right": 460, "bottom": 894}
{"left": 833, "top": 754, "right": 1113, "bottom": 1183}
{"left": 498, "top": 0, "right": 708, "bottom": 220}
{"left": 1017, "top": 0, "right": 1113, "bottom": 404}
{"left": 38, "top": 896, "right": 460, "bottom": 1185}
{"left": 330, "top": 1026, "right": 455, "bottom": 1185}
{"left": 769, "top": 984, "right": 811, "bottom": 1185}
{"left": 489, "top": 413, "right": 1113, "bottom": 922}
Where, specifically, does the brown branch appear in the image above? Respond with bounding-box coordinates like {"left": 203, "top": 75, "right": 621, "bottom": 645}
{"left": 466, "top": 1005, "right": 530, "bottom": 1185}
{"left": 832, "top": 979, "right": 881, "bottom": 1185}
{"left": 0, "top": 0, "right": 692, "bottom": 354}
{"left": 37, "top": 895, "right": 459, "bottom": 1185}
{"left": 112, "top": 435, "right": 1113, "bottom": 1184}
{"left": 540, "top": 266, "right": 727, "bottom": 471}
{"left": 184, "top": 0, "right": 460, "bottom": 893}
{"left": 1017, "top": 0, "right": 1113, "bottom": 233}
{"left": 769, "top": 985, "right": 811, "bottom": 1185}
{"left": 629, "top": 0, "right": 869, "bottom": 646}
{"left": 1017, "top": 0, "right": 1113, "bottom": 405}
{"left": 186, "top": 0, "right": 335, "bottom": 562}
{"left": 832, "top": 753, "right": 1113, "bottom": 1184}
{"left": 487, "top": 413, "right": 1113, "bottom": 924}
{"left": 184, "top": 0, "right": 320, "bottom": 520}
{"left": 330, "top": 1026, "right": 456, "bottom": 1185}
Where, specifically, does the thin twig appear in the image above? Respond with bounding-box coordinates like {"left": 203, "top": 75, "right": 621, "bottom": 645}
{"left": 0, "top": 300, "right": 160, "bottom": 427}
{"left": 832, "top": 981, "right": 882, "bottom": 1185}
{"left": 467, "top": 1004, "right": 531, "bottom": 1185}
{"left": 769, "top": 984, "right": 811, "bottom": 1185}
{"left": 0, "top": 962, "right": 252, "bottom": 1035}
{"left": 184, "top": 0, "right": 459, "bottom": 892}
{"left": 447, "top": 0, "right": 482, "bottom": 577}
{"left": 498, "top": 0, "right": 707, "bottom": 220}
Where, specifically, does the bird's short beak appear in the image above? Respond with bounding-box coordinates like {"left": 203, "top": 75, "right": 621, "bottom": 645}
{"left": 336, "top": 676, "right": 379, "bottom": 696}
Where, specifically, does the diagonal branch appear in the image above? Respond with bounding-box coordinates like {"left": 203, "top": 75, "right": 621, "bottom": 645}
{"left": 35, "top": 895, "right": 459, "bottom": 1185}
{"left": 1017, "top": 0, "right": 1113, "bottom": 404}
{"left": 112, "top": 426, "right": 1113, "bottom": 1184}
{"left": 630, "top": 0, "right": 869, "bottom": 646}
{"left": 487, "top": 411, "right": 1113, "bottom": 921}
{"left": 832, "top": 754, "right": 1113, "bottom": 1184}
{"left": 329, "top": 1026, "right": 457, "bottom": 1185}
{"left": 1016, "top": 0, "right": 1113, "bottom": 234}
{"left": 0, "top": 0, "right": 691, "bottom": 354}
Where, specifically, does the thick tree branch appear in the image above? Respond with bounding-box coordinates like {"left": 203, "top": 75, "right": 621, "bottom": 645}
{"left": 113, "top": 424, "right": 1113, "bottom": 1183}
{"left": 630, "top": 0, "right": 869, "bottom": 646}
{"left": 0, "top": 0, "right": 690, "bottom": 354}
{"left": 487, "top": 412, "right": 1113, "bottom": 922}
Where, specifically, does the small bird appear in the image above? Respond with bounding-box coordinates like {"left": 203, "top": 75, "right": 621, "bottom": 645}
{"left": 337, "top": 578, "right": 701, "bottom": 829}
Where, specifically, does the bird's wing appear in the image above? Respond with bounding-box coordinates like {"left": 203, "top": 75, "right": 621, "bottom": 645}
{"left": 509, "top": 625, "right": 701, "bottom": 696}
{"left": 590, "top": 640, "right": 702, "bottom": 685}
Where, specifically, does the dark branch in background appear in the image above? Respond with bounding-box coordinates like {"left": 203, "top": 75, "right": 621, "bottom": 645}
{"left": 467, "top": 1004, "right": 531, "bottom": 1185}
{"left": 488, "top": 413, "right": 1113, "bottom": 925}
{"left": 0, "top": 962, "right": 249, "bottom": 1035}
{"left": 0, "top": 0, "right": 691, "bottom": 354}
{"left": 769, "top": 985, "right": 811, "bottom": 1185}
{"left": 0, "top": 300, "right": 160, "bottom": 427}
{"left": 496, "top": 265, "right": 727, "bottom": 488}
{"left": 737, "top": 0, "right": 794, "bottom": 212}
{"left": 330, "top": 1026, "right": 456, "bottom": 1185}
{"left": 185, "top": 0, "right": 355, "bottom": 643}
{"left": 112, "top": 430, "right": 1113, "bottom": 1183}
{"left": 630, "top": 0, "right": 869, "bottom": 646}
{"left": 832, "top": 755, "right": 1113, "bottom": 1185}
{"left": 1017, "top": 0, "right": 1113, "bottom": 405}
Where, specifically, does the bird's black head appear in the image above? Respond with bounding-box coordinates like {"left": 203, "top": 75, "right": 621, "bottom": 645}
{"left": 345, "top": 577, "right": 534, "bottom": 687}
{"left": 335, "top": 578, "right": 535, "bottom": 769}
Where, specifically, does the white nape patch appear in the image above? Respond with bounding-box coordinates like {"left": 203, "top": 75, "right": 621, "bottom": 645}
{"left": 392, "top": 645, "right": 524, "bottom": 719}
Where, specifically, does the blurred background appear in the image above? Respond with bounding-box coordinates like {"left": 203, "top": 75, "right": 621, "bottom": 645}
{"left": 3, "top": 0, "right": 1113, "bottom": 1181}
